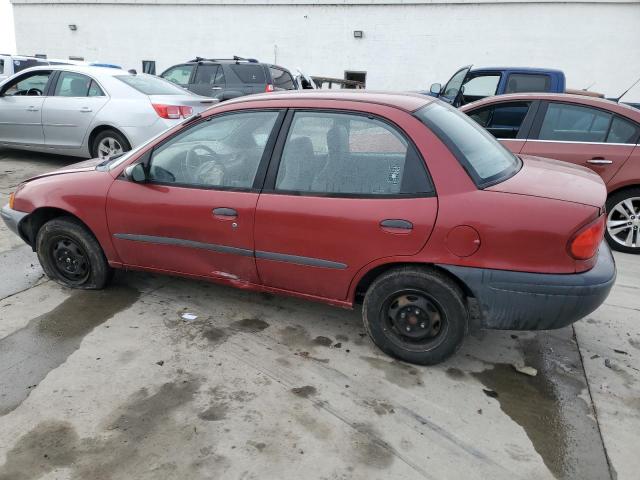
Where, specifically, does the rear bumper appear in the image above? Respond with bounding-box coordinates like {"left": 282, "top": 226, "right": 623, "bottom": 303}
{"left": 1, "top": 204, "right": 28, "bottom": 238}
{"left": 437, "top": 243, "right": 616, "bottom": 330}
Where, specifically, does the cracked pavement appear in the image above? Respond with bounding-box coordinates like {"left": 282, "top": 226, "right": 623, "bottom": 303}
{"left": 0, "top": 148, "right": 638, "bottom": 479}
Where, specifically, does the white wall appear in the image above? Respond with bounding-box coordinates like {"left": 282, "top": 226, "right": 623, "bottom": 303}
{"left": 0, "top": 0, "right": 16, "bottom": 53}
{"left": 12, "top": 1, "right": 640, "bottom": 101}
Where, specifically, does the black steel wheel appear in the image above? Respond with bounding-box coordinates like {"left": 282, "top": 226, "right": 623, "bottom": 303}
{"left": 36, "top": 216, "right": 113, "bottom": 289}
{"left": 50, "top": 235, "right": 91, "bottom": 284}
{"left": 380, "top": 290, "right": 448, "bottom": 352}
{"left": 363, "top": 267, "right": 467, "bottom": 365}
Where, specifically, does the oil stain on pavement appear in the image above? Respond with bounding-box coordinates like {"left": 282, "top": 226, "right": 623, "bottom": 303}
{"left": 0, "top": 284, "right": 140, "bottom": 416}
{"left": 472, "top": 333, "right": 612, "bottom": 480}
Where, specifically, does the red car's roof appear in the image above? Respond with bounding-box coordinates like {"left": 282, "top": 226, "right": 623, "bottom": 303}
{"left": 221, "top": 90, "right": 435, "bottom": 113}
{"left": 460, "top": 92, "right": 640, "bottom": 121}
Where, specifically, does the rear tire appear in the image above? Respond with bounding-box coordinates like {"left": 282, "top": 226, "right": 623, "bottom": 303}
{"left": 36, "top": 217, "right": 113, "bottom": 289}
{"left": 91, "top": 129, "right": 131, "bottom": 160}
{"left": 605, "top": 187, "right": 640, "bottom": 254}
{"left": 362, "top": 267, "right": 467, "bottom": 365}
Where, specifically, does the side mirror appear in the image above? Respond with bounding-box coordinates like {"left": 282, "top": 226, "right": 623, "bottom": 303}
{"left": 124, "top": 163, "right": 147, "bottom": 183}
{"left": 430, "top": 83, "right": 442, "bottom": 95}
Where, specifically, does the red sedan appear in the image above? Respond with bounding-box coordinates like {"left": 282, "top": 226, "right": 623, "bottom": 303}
{"left": 460, "top": 93, "right": 640, "bottom": 254}
{"left": 2, "top": 92, "right": 616, "bottom": 365}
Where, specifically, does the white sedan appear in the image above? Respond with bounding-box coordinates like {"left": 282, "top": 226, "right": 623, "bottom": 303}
{"left": 0, "top": 65, "right": 217, "bottom": 159}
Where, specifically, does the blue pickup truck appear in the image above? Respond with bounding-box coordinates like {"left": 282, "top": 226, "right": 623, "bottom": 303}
{"left": 428, "top": 65, "right": 566, "bottom": 107}
{"left": 429, "top": 65, "right": 640, "bottom": 110}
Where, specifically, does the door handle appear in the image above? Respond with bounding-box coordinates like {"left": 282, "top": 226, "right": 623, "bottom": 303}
{"left": 79, "top": 107, "right": 93, "bottom": 113}
{"left": 211, "top": 87, "right": 222, "bottom": 91}
{"left": 213, "top": 207, "right": 237, "bottom": 218}
{"left": 380, "top": 219, "right": 413, "bottom": 230}
{"left": 587, "top": 158, "right": 613, "bottom": 165}
{"left": 26, "top": 106, "right": 39, "bottom": 112}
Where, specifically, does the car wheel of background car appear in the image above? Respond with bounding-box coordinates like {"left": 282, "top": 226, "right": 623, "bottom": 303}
{"left": 362, "top": 267, "right": 468, "bottom": 365}
{"left": 605, "top": 187, "right": 640, "bottom": 254}
{"left": 36, "top": 217, "right": 114, "bottom": 289}
{"left": 91, "top": 129, "right": 131, "bottom": 160}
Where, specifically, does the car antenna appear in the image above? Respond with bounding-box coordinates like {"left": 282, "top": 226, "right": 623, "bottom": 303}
{"left": 582, "top": 81, "right": 596, "bottom": 91}
{"left": 615, "top": 75, "right": 640, "bottom": 103}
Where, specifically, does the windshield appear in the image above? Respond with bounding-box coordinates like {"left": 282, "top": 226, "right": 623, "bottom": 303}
{"left": 416, "top": 102, "right": 521, "bottom": 187}
{"left": 115, "top": 74, "right": 189, "bottom": 95}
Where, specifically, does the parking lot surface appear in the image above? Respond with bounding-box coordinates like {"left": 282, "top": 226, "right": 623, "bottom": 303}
{"left": 0, "top": 148, "right": 638, "bottom": 480}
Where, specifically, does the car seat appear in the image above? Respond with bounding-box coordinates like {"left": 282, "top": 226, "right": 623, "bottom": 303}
{"left": 312, "top": 125, "right": 353, "bottom": 193}
{"left": 277, "top": 136, "right": 317, "bottom": 191}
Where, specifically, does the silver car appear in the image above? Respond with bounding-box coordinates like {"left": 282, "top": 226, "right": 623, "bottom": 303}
{"left": 0, "top": 65, "right": 217, "bottom": 159}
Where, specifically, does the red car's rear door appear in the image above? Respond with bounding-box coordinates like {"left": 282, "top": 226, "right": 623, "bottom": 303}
{"left": 253, "top": 109, "right": 438, "bottom": 301}
{"left": 107, "top": 109, "right": 284, "bottom": 283}
{"left": 521, "top": 101, "right": 636, "bottom": 183}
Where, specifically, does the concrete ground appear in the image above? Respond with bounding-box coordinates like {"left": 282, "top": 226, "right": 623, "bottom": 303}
{"left": 0, "top": 148, "right": 638, "bottom": 480}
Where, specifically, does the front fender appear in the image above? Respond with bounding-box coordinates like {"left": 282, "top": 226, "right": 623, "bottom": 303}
{"left": 12, "top": 170, "right": 120, "bottom": 263}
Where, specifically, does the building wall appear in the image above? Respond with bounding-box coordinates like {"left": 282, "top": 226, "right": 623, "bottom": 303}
{"left": 11, "top": 1, "right": 640, "bottom": 100}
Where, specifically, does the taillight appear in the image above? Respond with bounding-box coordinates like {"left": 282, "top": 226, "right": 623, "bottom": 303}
{"left": 265, "top": 84, "right": 274, "bottom": 92}
{"left": 152, "top": 104, "right": 192, "bottom": 119}
{"left": 568, "top": 215, "right": 605, "bottom": 260}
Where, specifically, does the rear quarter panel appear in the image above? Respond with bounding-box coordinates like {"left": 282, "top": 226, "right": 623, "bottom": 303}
{"left": 607, "top": 144, "right": 640, "bottom": 193}
{"left": 399, "top": 129, "right": 599, "bottom": 274}
{"left": 421, "top": 189, "right": 598, "bottom": 273}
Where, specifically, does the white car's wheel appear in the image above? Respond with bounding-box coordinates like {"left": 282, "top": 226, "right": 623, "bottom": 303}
{"left": 92, "top": 129, "right": 131, "bottom": 160}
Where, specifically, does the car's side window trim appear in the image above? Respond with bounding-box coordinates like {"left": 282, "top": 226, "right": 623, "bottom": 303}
{"left": 462, "top": 72, "right": 502, "bottom": 97}
{"left": 608, "top": 115, "right": 640, "bottom": 145}
{"left": 0, "top": 69, "right": 55, "bottom": 97}
{"left": 188, "top": 64, "right": 198, "bottom": 85}
{"left": 528, "top": 100, "right": 549, "bottom": 139}
{"left": 262, "top": 109, "right": 295, "bottom": 191}
{"left": 528, "top": 100, "right": 640, "bottom": 145}
{"left": 88, "top": 79, "right": 108, "bottom": 98}
{"left": 466, "top": 100, "right": 539, "bottom": 140}
{"left": 254, "top": 109, "right": 292, "bottom": 190}
{"left": 43, "top": 70, "right": 58, "bottom": 96}
{"left": 516, "top": 100, "right": 540, "bottom": 139}
{"left": 49, "top": 71, "right": 109, "bottom": 98}
{"left": 261, "top": 108, "right": 437, "bottom": 199}
{"left": 161, "top": 63, "right": 196, "bottom": 86}
{"left": 130, "top": 108, "right": 286, "bottom": 193}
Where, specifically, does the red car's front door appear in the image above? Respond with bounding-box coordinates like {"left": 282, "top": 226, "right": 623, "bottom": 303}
{"left": 107, "top": 184, "right": 260, "bottom": 282}
{"left": 253, "top": 109, "right": 438, "bottom": 301}
{"left": 521, "top": 101, "right": 636, "bottom": 184}
{"left": 107, "top": 110, "right": 283, "bottom": 283}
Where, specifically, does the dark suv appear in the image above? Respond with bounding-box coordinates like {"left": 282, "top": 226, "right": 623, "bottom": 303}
{"left": 160, "top": 56, "right": 298, "bottom": 101}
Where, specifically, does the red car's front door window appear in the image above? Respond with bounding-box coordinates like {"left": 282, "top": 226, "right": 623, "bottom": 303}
{"left": 106, "top": 110, "right": 281, "bottom": 283}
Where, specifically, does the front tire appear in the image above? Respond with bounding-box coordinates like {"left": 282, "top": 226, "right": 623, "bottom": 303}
{"left": 362, "top": 267, "right": 467, "bottom": 365}
{"left": 91, "top": 129, "right": 131, "bottom": 160}
{"left": 36, "top": 217, "right": 113, "bottom": 289}
{"left": 605, "top": 188, "right": 640, "bottom": 254}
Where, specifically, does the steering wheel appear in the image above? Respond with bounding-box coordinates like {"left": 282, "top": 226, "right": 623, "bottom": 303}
{"left": 182, "top": 144, "right": 224, "bottom": 184}
{"left": 26, "top": 88, "right": 43, "bottom": 96}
